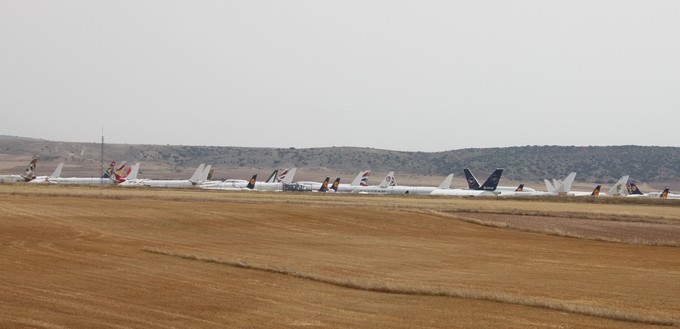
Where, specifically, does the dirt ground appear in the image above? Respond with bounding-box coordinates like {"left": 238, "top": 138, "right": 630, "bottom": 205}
{"left": 1, "top": 185, "right": 679, "bottom": 328}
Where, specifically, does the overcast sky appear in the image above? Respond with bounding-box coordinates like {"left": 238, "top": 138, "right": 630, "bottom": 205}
{"left": 1, "top": 1, "right": 679, "bottom": 152}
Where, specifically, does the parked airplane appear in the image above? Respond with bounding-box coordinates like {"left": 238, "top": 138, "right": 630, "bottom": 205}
{"left": 48, "top": 161, "right": 125, "bottom": 185}
{"left": 200, "top": 174, "right": 257, "bottom": 191}
{"left": 334, "top": 170, "right": 370, "bottom": 193}
{"left": 627, "top": 183, "right": 678, "bottom": 199}
{"left": 387, "top": 174, "right": 454, "bottom": 195}
{"left": 594, "top": 175, "right": 630, "bottom": 197}
{"left": 543, "top": 172, "right": 577, "bottom": 195}
{"left": 250, "top": 168, "right": 297, "bottom": 191}
{"left": 28, "top": 163, "right": 64, "bottom": 184}
{"left": 356, "top": 173, "right": 455, "bottom": 195}
{"left": 569, "top": 185, "right": 602, "bottom": 197}
{"left": 495, "top": 183, "right": 539, "bottom": 196}
{"left": 463, "top": 168, "right": 536, "bottom": 193}
{"left": 114, "top": 163, "right": 143, "bottom": 186}
{"left": 0, "top": 159, "right": 37, "bottom": 183}
{"left": 288, "top": 176, "right": 332, "bottom": 192}
{"left": 141, "top": 164, "right": 210, "bottom": 188}
{"left": 350, "top": 171, "right": 396, "bottom": 194}
{"left": 430, "top": 170, "right": 503, "bottom": 197}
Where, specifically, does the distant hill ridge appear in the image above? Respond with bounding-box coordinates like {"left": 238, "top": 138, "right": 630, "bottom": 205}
{"left": 1, "top": 136, "right": 679, "bottom": 184}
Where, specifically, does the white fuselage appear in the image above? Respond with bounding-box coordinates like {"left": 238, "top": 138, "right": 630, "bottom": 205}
{"left": 251, "top": 182, "right": 284, "bottom": 191}
{"left": 142, "top": 179, "right": 196, "bottom": 188}
{"left": 333, "top": 184, "right": 366, "bottom": 193}
{"left": 48, "top": 177, "right": 115, "bottom": 185}
{"left": 0, "top": 175, "right": 33, "bottom": 183}
{"left": 429, "top": 189, "right": 497, "bottom": 197}
{"left": 351, "top": 185, "right": 438, "bottom": 195}
{"left": 199, "top": 179, "right": 250, "bottom": 190}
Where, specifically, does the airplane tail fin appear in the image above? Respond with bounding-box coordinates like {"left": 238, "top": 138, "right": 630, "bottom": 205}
{"left": 544, "top": 179, "right": 555, "bottom": 192}
{"left": 281, "top": 168, "right": 297, "bottom": 184}
{"left": 115, "top": 162, "right": 127, "bottom": 176}
{"left": 350, "top": 170, "right": 370, "bottom": 186}
{"left": 379, "top": 171, "right": 396, "bottom": 188}
{"left": 189, "top": 164, "right": 206, "bottom": 183}
{"left": 275, "top": 168, "right": 291, "bottom": 183}
{"left": 247, "top": 174, "right": 257, "bottom": 189}
{"left": 319, "top": 177, "right": 330, "bottom": 192}
{"left": 660, "top": 187, "right": 670, "bottom": 199}
{"left": 49, "top": 163, "right": 64, "bottom": 179}
{"left": 480, "top": 169, "right": 503, "bottom": 191}
{"left": 198, "top": 165, "right": 212, "bottom": 182}
{"left": 555, "top": 172, "right": 577, "bottom": 194}
{"left": 330, "top": 178, "right": 341, "bottom": 192}
{"left": 515, "top": 184, "right": 524, "bottom": 192}
{"left": 125, "top": 163, "right": 140, "bottom": 181}
{"left": 607, "top": 175, "right": 629, "bottom": 196}
{"left": 437, "top": 174, "right": 454, "bottom": 189}
{"left": 553, "top": 179, "right": 562, "bottom": 189}
{"left": 591, "top": 185, "right": 601, "bottom": 196}
{"left": 265, "top": 170, "right": 279, "bottom": 183}
{"left": 360, "top": 171, "right": 371, "bottom": 186}
{"left": 628, "top": 182, "right": 643, "bottom": 195}
{"left": 20, "top": 159, "right": 38, "bottom": 181}
{"left": 102, "top": 161, "right": 116, "bottom": 178}
{"left": 463, "top": 169, "right": 481, "bottom": 190}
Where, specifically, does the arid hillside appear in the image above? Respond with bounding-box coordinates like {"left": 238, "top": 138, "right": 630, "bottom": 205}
{"left": 1, "top": 135, "right": 679, "bottom": 189}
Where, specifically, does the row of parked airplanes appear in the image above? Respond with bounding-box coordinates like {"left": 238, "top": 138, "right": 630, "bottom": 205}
{"left": 0, "top": 159, "right": 677, "bottom": 199}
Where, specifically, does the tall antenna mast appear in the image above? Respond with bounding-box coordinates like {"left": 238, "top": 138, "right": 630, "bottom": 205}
{"left": 101, "top": 126, "right": 104, "bottom": 185}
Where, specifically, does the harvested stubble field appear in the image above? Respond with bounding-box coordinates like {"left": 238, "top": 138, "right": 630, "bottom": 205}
{"left": 1, "top": 185, "right": 680, "bottom": 328}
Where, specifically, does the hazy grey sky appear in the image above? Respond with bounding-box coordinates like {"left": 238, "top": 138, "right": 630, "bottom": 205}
{"left": 1, "top": 1, "right": 679, "bottom": 152}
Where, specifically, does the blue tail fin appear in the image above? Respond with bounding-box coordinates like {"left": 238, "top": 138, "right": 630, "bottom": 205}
{"left": 515, "top": 184, "right": 524, "bottom": 192}
{"left": 660, "top": 187, "right": 670, "bottom": 199}
{"left": 591, "top": 185, "right": 601, "bottom": 196}
{"left": 628, "top": 182, "right": 643, "bottom": 195}
{"left": 480, "top": 169, "right": 503, "bottom": 191}
{"left": 247, "top": 174, "right": 257, "bottom": 189}
{"left": 102, "top": 161, "right": 116, "bottom": 178}
{"left": 319, "top": 177, "right": 330, "bottom": 192}
{"left": 463, "top": 169, "right": 481, "bottom": 190}
{"left": 330, "top": 178, "right": 340, "bottom": 192}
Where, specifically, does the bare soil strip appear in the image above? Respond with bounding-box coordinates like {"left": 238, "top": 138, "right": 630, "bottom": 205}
{"left": 144, "top": 247, "right": 675, "bottom": 326}
{"left": 439, "top": 211, "right": 680, "bottom": 247}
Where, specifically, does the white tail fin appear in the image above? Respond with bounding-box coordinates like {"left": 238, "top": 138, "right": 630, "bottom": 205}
{"left": 198, "top": 165, "right": 212, "bottom": 182}
{"left": 276, "top": 168, "right": 290, "bottom": 183}
{"left": 437, "top": 174, "right": 454, "bottom": 189}
{"left": 281, "top": 168, "right": 297, "bottom": 184}
{"left": 378, "top": 171, "right": 396, "bottom": 188}
{"left": 606, "top": 175, "right": 629, "bottom": 196}
{"left": 350, "top": 170, "right": 370, "bottom": 186}
{"left": 553, "top": 179, "right": 561, "bottom": 190}
{"left": 49, "top": 163, "right": 64, "bottom": 179}
{"left": 126, "top": 163, "right": 141, "bottom": 181}
{"left": 189, "top": 164, "right": 205, "bottom": 182}
{"left": 265, "top": 170, "right": 279, "bottom": 183}
{"left": 554, "top": 172, "right": 577, "bottom": 194}
{"left": 544, "top": 179, "right": 555, "bottom": 192}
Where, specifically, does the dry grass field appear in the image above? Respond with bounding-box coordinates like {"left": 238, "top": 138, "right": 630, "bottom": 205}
{"left": 1, "top": 185, "right": 680, "bottom": 328}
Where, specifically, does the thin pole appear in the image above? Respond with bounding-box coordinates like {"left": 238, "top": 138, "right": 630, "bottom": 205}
{"left": 101, "top": 126, "right": 104, "bottom": 185}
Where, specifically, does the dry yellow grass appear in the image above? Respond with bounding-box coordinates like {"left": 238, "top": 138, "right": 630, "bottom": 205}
{"left": 1, "top": 184, "right": 680, "bottom": 328}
